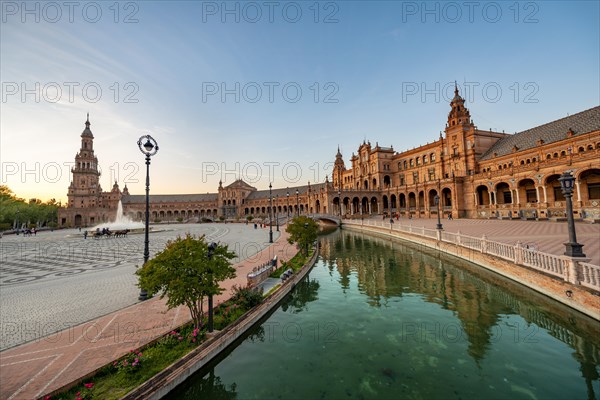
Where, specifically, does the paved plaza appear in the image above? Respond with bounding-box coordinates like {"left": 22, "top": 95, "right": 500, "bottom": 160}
{"left": 0, "top": 218, "right": 598, "bottom": 400}
{"left": 0, "top": 223, "right": 280, "bottom": 351}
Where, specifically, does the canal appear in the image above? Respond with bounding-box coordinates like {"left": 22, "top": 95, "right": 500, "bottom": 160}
{"left": 167, "top": 229, "right": 600, "bottom": 400}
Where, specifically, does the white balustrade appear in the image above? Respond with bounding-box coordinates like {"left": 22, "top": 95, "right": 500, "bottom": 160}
{"left": 341, "top": 218, "right": 599, "bottom": 292}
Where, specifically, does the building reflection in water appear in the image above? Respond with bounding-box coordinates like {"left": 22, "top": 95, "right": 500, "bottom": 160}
{"left": 320, "top": 230, "right": 599, "bottom": 399}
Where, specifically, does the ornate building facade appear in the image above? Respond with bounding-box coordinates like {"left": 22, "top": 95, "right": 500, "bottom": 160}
{"left": 330, "top": 88, "right": 600, "bottom": 221}
{"left": 59, "top": 93, "right": 600, "bottom": 228}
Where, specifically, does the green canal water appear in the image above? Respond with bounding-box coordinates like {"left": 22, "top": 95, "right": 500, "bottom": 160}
{"left": 168, "top": 229, "right": 600, "bottom": 400}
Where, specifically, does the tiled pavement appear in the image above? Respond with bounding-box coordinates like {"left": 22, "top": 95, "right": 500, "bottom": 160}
{"left": 1, "top": 218, "right": 598, "bottom": 399}
{"left": 0, "top": 224, "right": 297, "bottom": 400}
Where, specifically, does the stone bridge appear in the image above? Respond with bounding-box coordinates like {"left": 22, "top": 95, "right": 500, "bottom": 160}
{"left": 308, "top": 214, "right": 341, "bottom": 226}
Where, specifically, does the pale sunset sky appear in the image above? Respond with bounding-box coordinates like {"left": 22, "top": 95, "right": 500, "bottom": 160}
{"left": 1, "top": 1, "right": 598, "bottom": 202}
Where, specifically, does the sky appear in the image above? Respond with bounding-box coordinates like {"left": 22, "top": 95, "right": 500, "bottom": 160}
{"left": 1, "top": 0, "right": 599, "bottom": 202}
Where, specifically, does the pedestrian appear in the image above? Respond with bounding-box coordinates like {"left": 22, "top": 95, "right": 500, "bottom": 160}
{"left": 84, "top": 231, "right": 88, "bottom": 239}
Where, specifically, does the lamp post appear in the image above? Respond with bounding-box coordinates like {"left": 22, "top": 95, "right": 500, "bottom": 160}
{"left": 137, "top": 134, "right": 159, "bottom": 301}
{"left": 338, "top": 190, "right": 341, "bottom": 216}
{"left": 286, "top": 190, "right": 290, "bottom": 219}
{"left": 207, "top": 241, "right": 217, "bottom": 332}
{"left": 268, "top": 183, "right": 273, "bottom": 243}
{"left": 275, "top": 195, "right": 279, "bottom": 232}
{"left": 15, "top": 210, "right": 20, "bottom": 233}
{"left": 296, "top": 189, "right": 299, "bottom": 217}
{"left": 434, "top": 194, "right": 443, "bottom": 230}
{"left": 558, "top": 171, "right": 585, "bottom": 257}
{"left": 304, "top": 222, "right": 309, "bottom": 255}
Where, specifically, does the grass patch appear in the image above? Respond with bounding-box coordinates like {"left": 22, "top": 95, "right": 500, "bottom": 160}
{"left": 270, "top": 247, "right": 312, "bottom": 278}
{"left": 264, "top": 283, "right": 281, "bottom": 297}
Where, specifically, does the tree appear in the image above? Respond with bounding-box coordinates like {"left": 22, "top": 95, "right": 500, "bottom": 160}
{"left": 136, "top": 234, "right": 236, "bottom": 329}
{"left": 286, "top": 216, "right": 318, "bottom": 255}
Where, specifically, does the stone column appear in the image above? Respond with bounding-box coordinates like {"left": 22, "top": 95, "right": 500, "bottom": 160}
{"left": 515, "top": 241, "right": 523, "bottom": 265}
{"left": 542, "top": 185, "right": 548, "bottom": 203}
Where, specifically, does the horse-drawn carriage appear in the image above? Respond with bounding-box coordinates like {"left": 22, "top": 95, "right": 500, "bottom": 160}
{"left": 92, "top": 228, "right": 130, "bottom": 238}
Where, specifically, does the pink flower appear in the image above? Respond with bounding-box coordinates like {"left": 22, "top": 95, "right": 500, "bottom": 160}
{"left": 84, "top": 382, "right": 94, "bottom": 388}
{"left": 75, "top": 393, "right": 80, "bottom": 397}
{"left": 178, "top": 336, "right": 183, "bottom": 341}
{"left": 192, "top": 338, "right": 196, "bottom": 343}
{"left": 134, "top": 358, "right": 139, "bottom": 363}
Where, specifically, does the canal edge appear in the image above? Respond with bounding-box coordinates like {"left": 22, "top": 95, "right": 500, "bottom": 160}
{"left": 121, "top": 242, "right": 321, "bottom": 400}
{"left": 342, "top": 224, "right": 600, "bottom": 322}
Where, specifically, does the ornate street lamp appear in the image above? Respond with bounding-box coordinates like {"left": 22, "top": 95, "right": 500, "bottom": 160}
{"left": 338, "top": 190, "right": 341, "bottom": 216}
{"left": 286, "top": 189, "right": 290, "bottom": 219}
{"left": 434, "top": 194, "right": 443, "bottom": 230}
{"left": 268, "top": 183, "right": 273, "bottom": 243}
{"left": 558, "top": 171, "right": 585, "bottom": 257}
{"left": 137, "top": 134, "right": 159, "bottom": 301}
{"left": 296, "top": 189, "right": 299, "bottom": 217}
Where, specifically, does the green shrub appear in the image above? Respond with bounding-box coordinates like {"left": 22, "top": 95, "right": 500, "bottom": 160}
{"left": 230, "top": 284, "right": 263, "bottom": 309}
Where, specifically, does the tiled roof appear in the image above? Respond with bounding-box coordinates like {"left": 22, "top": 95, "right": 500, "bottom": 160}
{"left": 122, "top": 193, "right": 218, "bottom": 204}
{"left": 480, "top": 106, "right": 600, "bottom": 160}
{"left": 246, "top": 183, "right": 327, "bottom": 199}
{"left": 224, "top": 179, "right": 256, "bottom": 191}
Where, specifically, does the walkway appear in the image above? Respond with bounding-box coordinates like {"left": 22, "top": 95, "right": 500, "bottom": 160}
{"left": 351, "top": 216, "right": 600, "bottom": 266}
{"left": 0, "top": 225, "right": 297, "bottom": 400}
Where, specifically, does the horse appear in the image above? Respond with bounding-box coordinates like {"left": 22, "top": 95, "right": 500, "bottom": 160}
{"left": 113, "top": 229, "right": 130, "bottom": 238}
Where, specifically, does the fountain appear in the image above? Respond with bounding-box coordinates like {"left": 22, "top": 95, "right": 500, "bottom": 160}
{"left": 91, "top": 200, "right": 144, "bottom": 232}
